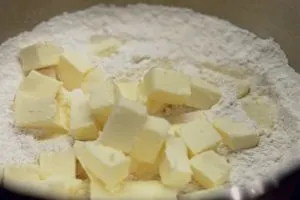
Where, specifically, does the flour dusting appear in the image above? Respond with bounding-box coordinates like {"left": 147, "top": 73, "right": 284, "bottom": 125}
{"left": 0, "top": 4, "right": 299, "bottom": 189}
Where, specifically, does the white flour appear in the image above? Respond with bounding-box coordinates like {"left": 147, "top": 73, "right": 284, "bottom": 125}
{"left": 0, "top": 4, "right": 300, "bottom": 189}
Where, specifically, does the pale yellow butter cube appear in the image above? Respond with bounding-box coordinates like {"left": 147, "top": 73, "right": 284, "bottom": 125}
{"left": 190, "top": 151, "right": 230, "bottom": 188}
{"left": 186, "top": 77, "right": 221, "bottom": 109}
{"left": 143, "top": 68, "right": 191, "bottom": 105}
{"left": 100, "top": 96, "right": 148, "bottom": 153}
{"left": 18, "top": 70, "right": 62, "bottom": 99}
{"left": 40, "top": 177, "right": 89, "bottom": 199}
{"left": 55, "top": 88, "right": 70, "bottom": 132}
{"left": 241, "top": 96, "right": 277, "bottom": 128}
{"left": 4, "top": 164, "right": 41, "bottom": 190}
{"left": 37, "top": 67, "right": 57, "bottom": 79}
{"left": 166, "top": 110, "right": 207, "bottom": 124}
{"left": 168, "top": 124, "right": 182, "bottom": 136}
{"left": 74, "top": 141, "right": 131, "bottom": 190}
{"left": 213, "top": 117, "right": 259, "bottom": 150}
{"left": 82, "top": 67, "right": 105, "bottom": 93}
{"left": 159, "top": 137, "right": 192, "bottom": 188}
{"left": 137, "top": 82, "right": 165, "bottom": 114}
{"left": 131, "top": 116, "right": 170, "bottom": 164}
{"left": 179, "top": 118, "right": 221, "bottom": 155}
{"left": 115, "top": 80, "right": 139, "bottom": 101}
{"left": 57, "top": 50, "right": 93, "bottom": 90}
{"left": 90, "top": 35, "right": 124, "bottom": 57}
{"left": 236, "top": 79, "right": 250, "bottom": 99}
{"left": 19, "top": 42, "right": 62, "bottom": 74}
{"left": 14, "top": 92, "right": 67, "bottom": 131}
{"left": 39, "top": 149, "right": 76, "bottom": 179}
{"left": 130, "top": 157, "right": 162, "bottom": 180}
{"left": 69, "top": 89, "right": 98, "bottom": 141}
{"left": 90, "top": 179, "right": 177, "bottom": 200}
{"left": 87, "top": 79, "right": 120, "bottom": 125}
{"left": 178, "top": 187, "right": 224, "bottom": 200}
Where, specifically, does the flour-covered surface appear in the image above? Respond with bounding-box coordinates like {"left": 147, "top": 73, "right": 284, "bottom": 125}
{"left": 0, "top": 4, "right": 299, "bottom": 190}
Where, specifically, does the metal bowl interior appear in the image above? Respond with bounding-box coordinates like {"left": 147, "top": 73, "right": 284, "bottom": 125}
{"left": 0, "top": 0, "right": 299, "bottom": 199}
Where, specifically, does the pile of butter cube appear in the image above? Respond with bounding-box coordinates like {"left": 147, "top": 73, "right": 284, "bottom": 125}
{"left": 3, "top": 40, "right": 276, "bottom": 199}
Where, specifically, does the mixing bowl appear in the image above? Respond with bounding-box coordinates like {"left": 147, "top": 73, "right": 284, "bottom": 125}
{"left": 0, "top": 0, "right": 299, "bottom": 199}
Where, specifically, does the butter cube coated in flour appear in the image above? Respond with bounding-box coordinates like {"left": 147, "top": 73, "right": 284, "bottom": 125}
{"left": 131, "top": 116, "right": 170, "bottom": 164}
{"left": 57, "top": 50, "right": 93, "bottom": 90}
{"left": 100, "top": 97, "right": 148, "bottom": 153}
{"left": 143, "top": 68, "right": 191, "bottom": 105}
{"left": 90, "top": 35, "right": 124, "bottom": 57}
{"left": 74, "top": 141, "right": 131, "bottom": 189}
{"left": 18, "top": 70, "right": 62, "bottom": 99}
{"left": 179, "top": 118, "right": 221, "bottom": 155}
{"left": 240, "top": 96, "right": 277, "bottom": 128}
{"left": 69, "top": 89, "right": 98, "bottom": 140}
{"left": 90, "top": 180, "right": 177, "bottom": 200}
{"left": 86, "top": 79, "right": 120, "bottom": 125}
{"left": 39, "top": 149, "right": 76, "bottom": 179}
{"left": 14, "top": 92, "right": 67, "bottom": 131}
{"left": 213, "top": 117, "right": 259, "bottom": 150}
{"left": 159, "top": 137, "right": 192, "bottom": 188}
{"left": 190, "top": 151, "right": 230, "bottom": 188}
{"left": 115, "top": 80, "right": 139, "bottom": 101}
{"left": 186, "top": 77, "right": 221, "bottom": 109}
{"left": 19, "top": 42, "right": 62, "bottom": 74}
{"left": 236, "top": 79, "right": 250, "bottom": 99}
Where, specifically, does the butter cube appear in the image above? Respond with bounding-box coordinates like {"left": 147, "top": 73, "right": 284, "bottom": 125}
{"left": 190, "top": 151, "right": 230, "bottom": 188}
{"left": 166, "top": 110, "right": 207, "bottom": 124}
{"left": 159, "top": 137, "right": 192, "bottom": 188}
{"left": 90, "top": 180, "right": 177, "bottom": 200}
{"left": 74, "top": 141, "right": 131, "bottom": 189}
{"left": 57, "top": 50, "right": 93, "bottom": 90}
{"left": 143, "top": 68, "right": 191, "bottom": 105}
{"left": 40, "top": 177, "right": 89, "bottom": 199}
{"left": 18, "top": 70, "right": 62, "bottom": 99}
{"left": 130, "top": 157, "right": 161, "bottom": 180}
{"left": 241, "top": 96, "right": 277, "bottom": 128}
{"left": 69, "top": 89, "right": 98, "bottom": 141}
{"left": 179, "top": 118, "right": 221, "bottom": 155}
{"left": 82, "top": 67, "right": 105, "bottom": 93}
{"left": 100, "top": 97, "right": 148, "bottom": 153}
{"left": 55, "top": 88, "right": 70, "bottom": 132}
{"left": 236, "top": 80, "right": 250, "bottom": 99}
{"left": 178, "top": 187, "right": 225, "bottom": 200}
{"left": 37, "top": 67, "right": 57, "bottom": 79}
{"left": 115, "top": 81, "right": 139, "bottom": 101}
{"left": 213, "top": 117, "right": 259, "bottom": 150}
{"left": 4, "top": 164, "right": 41, "bottom": 190}
{"left": 14, "top": 92, "right": 67, "bottom": 131}
{"left": 186, "top": 77, "right": 221, "bottom": 109}
{"left": 137, "top": 82, "right": 165, "bottom": 114}
{"left": 86, "top": 79, "right": 120, "bottom": 125}
{"left": 90, "top": 35, "right": 124, "bottom": 57}
{"left": 131, "top": 116, "right": 170, "bottom": 164}
{"left": 39, "top": 149, "right": 76, "bottom": 179}
{"left": 168, "top": 124, "right": 181, "bottom": 136}
{"left": 19, "top": 42, "right": 62, "bottom": 74}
